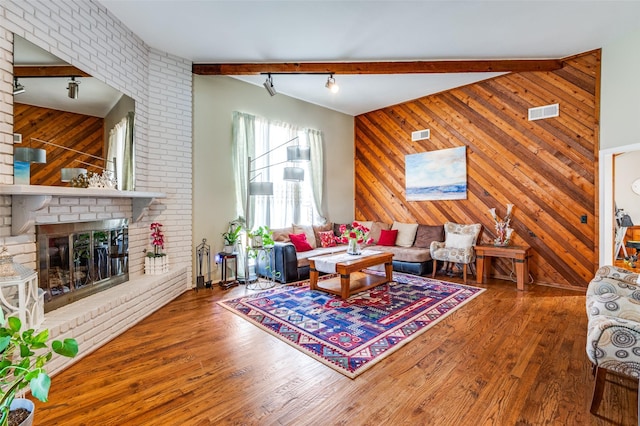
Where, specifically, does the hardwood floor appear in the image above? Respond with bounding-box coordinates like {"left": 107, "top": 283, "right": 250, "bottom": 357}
{"left": 34, "top": 274, "right": 636, "bottom": 425}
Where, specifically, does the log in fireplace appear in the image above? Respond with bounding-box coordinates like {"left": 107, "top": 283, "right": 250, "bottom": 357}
{"left": 37, "top": 219, "right": 129, "bottom": 312}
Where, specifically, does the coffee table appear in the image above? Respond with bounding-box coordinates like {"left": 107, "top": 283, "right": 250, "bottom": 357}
{"left": 309, "top": 251, "right": 394, "bottom": 299}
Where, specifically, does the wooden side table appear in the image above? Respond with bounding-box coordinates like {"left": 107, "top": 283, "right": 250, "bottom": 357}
{"left": 217, "top": 252, "right": 238, "bottom": 289}
{"left": 475, "top": 244, "right": 531, "bottom": 290}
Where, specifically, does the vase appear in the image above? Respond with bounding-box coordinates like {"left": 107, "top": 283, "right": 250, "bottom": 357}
{"left": 9, "top": 398, "right": 34, "bottom": 426}
{"left": 347, "top": 238, "right": 361, "bottom": 255}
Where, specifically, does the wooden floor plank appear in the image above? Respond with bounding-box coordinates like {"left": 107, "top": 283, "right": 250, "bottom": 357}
{"left": 34, "top": 275, "right": 637, "bottom": 425}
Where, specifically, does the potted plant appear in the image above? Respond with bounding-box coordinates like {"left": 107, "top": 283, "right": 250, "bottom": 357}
{"left": 145, "top": 223, "right": 168, "bottom": 275}
{"left": 221, "top": 225, "right": 242, "bottom": 254}
{"left": 247, "top": 225, "right": 274, "bottom": 249}
{"left": 0, "top": 310, "right": 78, "bottom": 426}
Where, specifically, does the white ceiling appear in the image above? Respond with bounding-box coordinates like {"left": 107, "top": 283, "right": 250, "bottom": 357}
{"left": 98, "top": 0, "right": 640, "bottom": 116}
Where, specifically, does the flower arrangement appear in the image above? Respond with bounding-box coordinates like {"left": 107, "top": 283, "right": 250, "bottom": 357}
{"left": 339, "top": 222, "right": 373, "bottom": 255}
{"left": 489, "top": 204, "right": 514, "bottom": 246}
{"left": 149, "top": 222, "right": 164, "bottom": 257}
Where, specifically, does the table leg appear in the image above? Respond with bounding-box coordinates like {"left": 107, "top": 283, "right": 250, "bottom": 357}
{"left": 309, "top": 261, "right": 319, "bottom": 291}
{"left": 515, "top": 258, "right": 526, "bottom": 291}
{"left": 340, "top": 274, "right": 351, "bottom": 299}
{"left": 476, "top": 255, "right": 491, "bottom": 284}
{"left": 385, "top": 261, "right": 393, "bottom": 282}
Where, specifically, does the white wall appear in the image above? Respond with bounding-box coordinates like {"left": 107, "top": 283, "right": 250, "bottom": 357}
{"left": 601, "top": 27, "right": 640, "bottom": 151}
{"left": 615, "top": 150, "right": 640, "bottom": 224}
{"left": 193, "top": 75, "right": 354, "bottom": 278}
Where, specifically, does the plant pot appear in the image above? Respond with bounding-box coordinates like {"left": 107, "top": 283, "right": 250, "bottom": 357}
{"left": 223, "top": 245, "right": 235, "bottom": 254}
{"left": 9, "top": 398, "right": 34, "bottom": 426}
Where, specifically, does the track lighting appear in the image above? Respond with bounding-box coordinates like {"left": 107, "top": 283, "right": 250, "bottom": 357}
{"left": 325, "top": 74, "right": 339, "bottom": 93}
{"left": 263, "top": 73, "right": 277, "bottom": 96}
{"left": 13, "top": 77, "right": 25, "bottom": 95}
{"left": 67, "top": 77, "right": 80, "bottom": 99}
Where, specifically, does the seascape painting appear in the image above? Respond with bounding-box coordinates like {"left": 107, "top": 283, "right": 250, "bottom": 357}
{"left": 405, "top": 146, "right": 467, "bottom": 201}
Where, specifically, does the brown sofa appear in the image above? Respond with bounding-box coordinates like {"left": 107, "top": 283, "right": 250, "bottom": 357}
{"left": 255, "top": 221, "right": 444, "bottom": 283}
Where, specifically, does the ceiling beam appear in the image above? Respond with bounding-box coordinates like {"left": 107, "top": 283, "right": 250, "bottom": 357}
{"left": 192, "top": 59, "right": 563, "bottom": 75}
{"left": 14, "top": 66, "right": 91, "bottom": 78}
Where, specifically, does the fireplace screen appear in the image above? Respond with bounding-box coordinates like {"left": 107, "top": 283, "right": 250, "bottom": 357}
{"left": 37, "top": 219, "right": 129, "bottom": 312}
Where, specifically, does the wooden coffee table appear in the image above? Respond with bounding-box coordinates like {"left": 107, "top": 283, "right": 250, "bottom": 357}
{"left": 309, "top": 251, "right": 394, "bottom": 299}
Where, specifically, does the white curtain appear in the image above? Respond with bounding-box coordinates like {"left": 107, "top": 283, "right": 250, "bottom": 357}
{"left": 232, "top": 112, "right": 325, "bottom": 229}
{"left": 107, "top": 112, "right": 135, "bottom": 190}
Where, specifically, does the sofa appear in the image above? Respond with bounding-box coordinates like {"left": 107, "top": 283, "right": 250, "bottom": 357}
{"left": 255, "top": 221, "right": 444, "bottom": 284}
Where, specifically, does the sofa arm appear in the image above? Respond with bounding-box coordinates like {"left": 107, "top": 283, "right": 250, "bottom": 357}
{"left": 587, "top": 314, "right": 640, "bottom": 374}
{"left": 255, "top": 242, "right": 299, "bottom": 283}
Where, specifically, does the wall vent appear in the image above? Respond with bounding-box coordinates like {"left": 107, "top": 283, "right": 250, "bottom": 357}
{"left": 411, "top": 129, "right": 430, "bottom": 141}
{"left": 528, "top": 103, "right": 559, "bottom": 121}
{"left": 13, "top": 133, "right": 22, "bottom": 144}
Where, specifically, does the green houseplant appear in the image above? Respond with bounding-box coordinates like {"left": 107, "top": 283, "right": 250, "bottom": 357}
{"left": 0, "top": 310, "right": 78, "bottom": 426}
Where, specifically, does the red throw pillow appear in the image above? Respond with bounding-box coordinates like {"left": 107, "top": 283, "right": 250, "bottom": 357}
{"left": 378, "top": 229, "right": 398, "bottom": 246}
{"left": 289, "top": 233, "right": 313, "bottom": 252}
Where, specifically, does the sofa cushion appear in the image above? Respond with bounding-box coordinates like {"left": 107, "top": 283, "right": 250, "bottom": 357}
{"left": 313, "top": 222, "right": 333, "bottom": 246}
{"left": 293, "top": 224, "right": 317, "bottom": 248}
{"left": 369, "top": 221, "right": 391, "bottom": 243}
{"left": 271, "top": 227, "right": 294, "bottom": 243}
{"left": 392, "top": 221, "right": 419, "bottom": 247}
{"left": 368, "top": 245, "right": 431, "bottom": 263}
{"left": 289, "top": 233, "right": 313, "bottom": 252}
{"left": 414, "top": 224, "right": 444, "bottom": 248}
{"left": 378, "top": 229, "right": 398, "bottom": 246}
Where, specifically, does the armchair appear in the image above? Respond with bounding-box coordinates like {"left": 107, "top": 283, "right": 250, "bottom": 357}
{"left": 430, "top": 222, "right": 482, "bottom": 284}
{"left": 586, "top": 265, "right": 640, "bottom": 416}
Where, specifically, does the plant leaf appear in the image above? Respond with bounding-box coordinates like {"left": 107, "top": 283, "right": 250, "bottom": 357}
{"left": 0, "top": 336, "right": 10, "bottom": 353}
{"left": 29, "top": 372, "right": 51, "bottom": 402}
{"left": 52, "top": 339, "right": 79, "bottom": 357}
{"left": 7, "top": 317, "right": 20, "bottom": 333}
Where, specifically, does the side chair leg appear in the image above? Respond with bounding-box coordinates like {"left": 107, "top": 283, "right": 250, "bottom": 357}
{"left": 432, "top": 260, "right": 438, "bottom": 279}
{"left": 590, "top": 366, "right": 606, "bottom": 414}
{"left": 463, "top": 264, "right": 468, "bottom": 284}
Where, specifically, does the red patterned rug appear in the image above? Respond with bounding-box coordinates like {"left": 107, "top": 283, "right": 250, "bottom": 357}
{"left": 218, "top": 270, "right": 485, "bottom": 378}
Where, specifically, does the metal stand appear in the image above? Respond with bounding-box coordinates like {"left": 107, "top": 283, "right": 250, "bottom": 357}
{"left": 195, "top": 238, "right": 211, "bottom": 290}
{"left": 246, "top": 247, "right": 276, "bottom": 290}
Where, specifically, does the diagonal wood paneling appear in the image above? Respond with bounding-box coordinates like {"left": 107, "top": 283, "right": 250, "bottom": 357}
{"left": 355, "top": 50, "right": 600, "bottom": 289}
{"left": 13, "top": 103, "right": 105, "bottom": 186}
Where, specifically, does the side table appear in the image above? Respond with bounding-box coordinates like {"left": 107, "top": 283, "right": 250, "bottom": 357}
{"left": 475, "top": 244, "right": 531, "bottom": 290}
{"left": 247, "top": 246, "right": 276, "bottom": 290}
{"left": 217, "top": 252, "right": 238, "bottom": 289}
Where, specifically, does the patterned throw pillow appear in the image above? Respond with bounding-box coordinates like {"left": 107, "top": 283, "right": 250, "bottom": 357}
{"left": 318, "top": 231, "right": 337, "bottom": 248}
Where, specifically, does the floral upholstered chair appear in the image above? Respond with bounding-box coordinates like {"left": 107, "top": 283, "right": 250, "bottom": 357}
{"left": 586, "top": 265, "right": 640, "bottom": 415}
{"left": 430, "top": 222, "right": 482, "bottom": 284}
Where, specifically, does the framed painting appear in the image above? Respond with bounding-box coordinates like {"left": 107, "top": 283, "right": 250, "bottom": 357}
{"left": 405, "top": 146, "right": 467, "bottom": 201}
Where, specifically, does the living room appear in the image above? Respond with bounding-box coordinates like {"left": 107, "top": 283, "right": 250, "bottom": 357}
{"left": 2, "top": 0, "right": 640, "bottom": 424}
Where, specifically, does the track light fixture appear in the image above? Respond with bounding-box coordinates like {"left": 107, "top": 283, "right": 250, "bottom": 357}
{"left": 67, "top": 77, "right": 80, "bottom": 99}
{"left": 13, "top": 77, "right": 25, "bottom": 95}
{"left": 263, "top": 73, "right": 277, "bottom": 96}
{"left": 325, "top": 74, "right": 339, "bottom": 93}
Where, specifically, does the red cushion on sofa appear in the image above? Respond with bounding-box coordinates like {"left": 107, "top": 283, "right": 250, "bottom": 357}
{"left": 289, "top": 233, "right": 313, "bottom": 252}
{"left": 378, "top": 229, "right": 398, "bottom": 246}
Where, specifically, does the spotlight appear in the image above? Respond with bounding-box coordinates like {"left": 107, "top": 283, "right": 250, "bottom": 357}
{"left": 13, "top": 77, "right": 25, "bottom": 95}
{"left": 263, "top": 73, "right": 277, "bottom": 96}
{"left": 67, "top": 77, "right": 80, "bottom": 99}
{"left": 325, "top": 74, "right": 339, "bottom": 93}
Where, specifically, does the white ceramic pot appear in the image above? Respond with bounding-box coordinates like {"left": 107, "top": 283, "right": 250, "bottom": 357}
{"left": 9, "top": 398, "right": 34, "bottom": 426}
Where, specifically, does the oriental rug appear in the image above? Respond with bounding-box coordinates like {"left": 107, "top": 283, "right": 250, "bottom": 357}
{"left": 218, "top": 270, "right": 485, "bottom": 378}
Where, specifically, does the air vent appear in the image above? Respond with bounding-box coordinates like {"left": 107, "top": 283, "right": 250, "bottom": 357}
{"left": 411, "top": 129, "right": 430, "bottom": 141}
{"left": 13, "top": 133, "right": 22, "bottom": 144}
{"left": 528, "top": 103, "right": 559, "bottom": 121}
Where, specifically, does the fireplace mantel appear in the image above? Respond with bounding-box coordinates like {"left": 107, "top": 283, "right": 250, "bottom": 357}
{"left": 0, "top": 185, "right": 166, "bottom": 235}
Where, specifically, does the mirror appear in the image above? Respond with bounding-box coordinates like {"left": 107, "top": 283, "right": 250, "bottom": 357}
{"left": 12, "top": 35, "right": 135, "bottom": 190}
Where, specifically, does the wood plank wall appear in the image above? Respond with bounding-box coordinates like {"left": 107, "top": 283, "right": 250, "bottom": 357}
{"left": 13, "top": 103, "right": 104, "bottom": 186}
{"left": 355, "top": 50, "right": 600, "bottom": 290}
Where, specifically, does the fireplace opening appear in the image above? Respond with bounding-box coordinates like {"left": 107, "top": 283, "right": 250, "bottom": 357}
{"left": 37, "top": 219, "right": 129, "bottom": 312}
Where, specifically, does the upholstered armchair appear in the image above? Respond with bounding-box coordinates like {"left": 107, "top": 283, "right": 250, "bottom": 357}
{"left": 586, "top": 265, "right": 640, "bottom": 416}
{"left": 430, "top": 222, "right": 482, "bottom": 284}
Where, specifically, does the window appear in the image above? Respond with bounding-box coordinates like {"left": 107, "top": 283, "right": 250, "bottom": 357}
{"left": 233, "top": 112, "right": 324, "bottom": 230}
